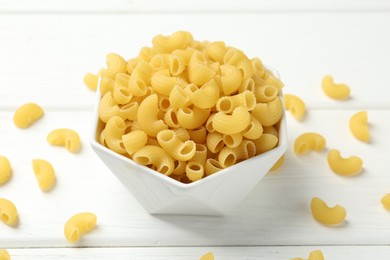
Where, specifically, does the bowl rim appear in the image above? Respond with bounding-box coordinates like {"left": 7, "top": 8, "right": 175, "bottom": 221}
{"left": 90, "top": 67, "right": 287, "bottom": 190}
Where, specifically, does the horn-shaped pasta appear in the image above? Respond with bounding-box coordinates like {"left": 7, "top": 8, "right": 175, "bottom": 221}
{"left": 205, "top": 158, "right": 224, "bottom": 176}
{"left": 133, "top": 145, "right": 175, "bottom": 175}
{"left": 47, "top": 129, "right": 81, "bottom": 153}
{"left": 0, "top": 198, "right": 18, "bottom": 227}
{"left": 327, "top": 149, "right": 363, "bottom": 176}
{"left": 169, "top": 54, "right": 186, "bottom": 76}
{"left": 186, "top": 162, "right": 204, "bottom": 182}
{"left": 64, "top": 212, "right": 97, "bottom": 243}
{"left": 118, "top": 102, "right": 138, "bottom": 121}
{"left": 83, "top": 72, "right": 99, "bottom": 91}
{"left": 171, "top": 160, "right": 187, "bottom": 176}
{"left": 188, "top": 126, "right": 207, "bottom": 144}
{"left": 151, "top": 69, "right": 177, "bottom": 96}
{"left": 263, "top": 126, "right": 278, "bottom": 136}
{"left": 311, "top": 197, "right": 346, "bottom": 225}
{"left": 216, "top": 90, "right": 256, "bottom": 113}
{"left": 349, "top": 111, "right": 369, "bottom": 142}
{"left": 172, "top": 49, "right": 192, "bottom": 65}
{"left": 137, "top": 94, "right": 168, "bottom": 137}
{"left": 200, "top": 252, "right": 215, "bottom": 260}
{"left": 212, "top": 107, "right": 250, "bottom": 135}
{"left": 177, "top": 106, "right": 210, "bottom": 130}
{"left": 157, "top": 130, "right": 196, "bottom": 161}
{"left": 32, "top": 159, "right": 56, "bottom": 192}
{"left": 112, "top": 84, "right": 132, "bottom": 105}
{"left": 190, "top": 78, "right": 220, "bottom": 109}
{"left": 292, "top": 250, "right": 325, "bottom": 260}
{"left": 206, "top": 132, "right": 225, "bottom": 153}
{"left": 218, "top": 140, "right": 256, "bottom": 168}
{"left": 169, "top": 85, "right": 190, "bottom": 109}
{"left": 189, "top": 144, "right": 207, "bottom": 165}
{"left": 220, "top": 64, "right": 242, "bottom": 95}
{"left": 238, "top": 78, "right": 255, "bottom": 93}
{"left": 172, "top": 127, "right": 190, "bottom": 141}
{"left": 322, "top": 75, "right": 350, "bottom": 100}
{"left": 243, "top": 114, "right": 263, "bottom": 140}
{"left": 0, "top": 156, "right": 12, "bottom": 186}
{"left": 262, "top": 70, "right": 284, "bottom": 90}
{"left": 294, "top": 132, "right": 326, "bottom": 155}
{"left": 0, "top": 249, "right": 10, "bottom": 260}
{"left": 236, "top": 57, "right": 254, "bottom": 79}
{"left": 127, "top": 58, "right": 138, "bottom": 74}
{"left": 251, "top": 97, "right": 283, "bottom": 126}
{"left": 138, "top": 46, "right": 152, "bottom": 62}
{"left": 381, "top": 193, "right": 390, "bottom": 210}
{"left": 251, "top": 57, "right": 265, "bottom": 77}
{"left": 149, "top": 54, "right": 170, "bottom": 71}
{"left": 164, "top": 107, "right": 180, "bottom": 128}
{"left": 131, "top": 60, "right": 153, "bottom": 85}
{"left": 188, "top": 52, "right": 215, "bottom": 86}
{"left": 206, "top": 41, "right": 226, "bottom": 63}
{"left": 122, "top": 130, "right": 148, "bottom": 156}
{"left": 128, "top": 77, "right": 147, "bottom": 97}
{"left": 254, "top": 134, "right": 278, "bottom": 155}
{"left": 284, "top": 94, "right": 306, "bottom": 121}
{"left": 223, "top": 133, "right": 243, "bottom": 148}
{"left": 205, "top": 113, "right": 216, "bottom": 133}
{"left": 254, "top": 85, "right": 278, "bottom": 103}
{"left": 152, "top": 31, "right": 193, "bottom": 53}
{"left": 158, "top": 95, "right": 171, "bottom": 112}
{"left": 104, "top": 116, "right": 126, "bottom": 154}
{"left": 223, "top": 48, "right": 245, "bottom": 65}
{"left": 13, "top": 103, "right": 44, "bottom": 129}
{"left": 98, "top": 92, "right": 120, "bottom": 123}
{"left": 99, "top": 77, "right": 114, "bottom": 95}
{"left": 100, "top": 53, "right": 127, "bottom": 80}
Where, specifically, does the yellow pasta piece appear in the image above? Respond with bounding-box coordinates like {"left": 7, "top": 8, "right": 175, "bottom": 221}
{"left": 381, "top": 193, "right": 390, "bottom": 210}
{"left": 243, "top": 114, "right": 263, "bottom": 140}
{"left": 188, "top": 52, "right": 215, "bottom": 86}
{"left": 322, "top": 75, "right": 350, "bottom": 100}
{"left": 104, "top": 116, "right": 126, "bottom": 154}
{"left": 311, "top": 197, "right": 346, "bottom": 225}
{"left": 200, "top": 252, "right": 214, "bottom": 260}
{"left": 188, "top": 126, "right": 207, "bottom": 144}
{"left": 206, "top": 41, "right": 226, "bottom": 63}
{"left": 99, "top": 77, "right": 114, "bottom": 95}
{"left": 83, "top": 72, "right": 99, "bottom": 91}
{"left": 152, "top": 31, "right": 193, "bottom": 53}
{"left": 100, "top": 53, "right": 127, "bottom": 80}
{"left": 151, "top": 69, "right": 177, "bottom": 96}
{"left": 177, "top": 106, "right": 210, "bottom": 130}
{"left": 216, "top": 90, "right": 256, "bottom": 113}
{"left": 118, "top": 102, "right": 138, "bottom": 121}
{"left": 327, "top": 149, "right": 363, "bottom": 176}
{"left": 13, "top": 103, "right": 44, "bottom": 129}
{"left": 127, "top": 58, "right": 138, "bottom": 75}
{"left": 186, "top": 162, "right": 204, "bottom": 182}
{"left": 0, "top": 249, "right": 10, "bottom": 260}
{"left": 205, "top": 113, "right": 216, "bottom": 133}
{"left": 172, "top": 160, "right": 186, "bottom": 176}
{"left": 254, "top": 134, "right": 278, "bottom": 155}
{"left": 263, "top": 126, "right": 278, "bottom": 137}
{"left": 172, "top": 127, "right": 190, "bottom": 141}
{"left": 157, "top": 130, "right": 196, "bottom": 161}
{"left": 284, "top": 94, "right": 306, "bottom": 121}
{"left": 238, "top": 78, "right": 255, "bottom": 93}
{"left": 254, "top": 85, "right": 278, "bottom": 103}
{"left": 128, "top": 77, "right": 148, "bottom": 97}
{"left": 262, "top": 70, "right": 284, "bottom": 90}
{"left": 131, "top": 60, "right": 153, "bottom": 86}
{"left": 206, "top": 132, "right": 225, "bottom": 153}
{"left": 218, "top": 140, "right": 256, "bottom": 168}
{"left": 269, "top": 155, "right": 285, "bottom": 171}
{"left": 294, "top": 133, "right": 326, "bottom": 155}
{"left": 223, "top": 133, "right": 243, "bottom": 148}
{"left": 223, "top": 48, "right": 245, "bottom": 65}
{"left": 172, "top": 49, "right": 192, "bottom": 65}
{"left": 150, "top": 53, "right": 170, "bottom": 70}
{"left": 112, "top": 84, "right": 132, "bottom": 105}
{"left": 220, "top": 64, "right": 242, "bottom": 95}
{"left": 137, "top": 94, "right": 168, "bottom": 137}
{"left": 0, "top": 198, "right": 18, "bottom": 227}
{"left": 251, "top": 97, "right": 283, "bottom": 127}
{"left": 212, "top": 107, "right": 250, "bottom": 135}
{"left": 169, "top": 85, "right": 191, "bottom": 109}
{"left": 251, "top": 57, "right": 265, "bottom": 77}
{"left": 138, "top": 46, "right": 152, "bottom": 62}
{"left": 349, "top": 111, "right": 370, "bottom": 142}
{"left": 64, "top": 212, "right": 97, "bottom": 243}
{"left": 158, "top": 95, "right": 171, "bottom": 112}
{"left": 98, "top": 92, "right": 120, "bottom": 123}
{"left": 205, "top": 158, "right": 224, "bottom": 176}
{"left": 0, "top": 156, "right": 12, "bottom": 186}
{"left": 47, "top": 128, "right": 81, "bottom": 153}
{"left": 32, "top": 159, "right": 56, "bottom": 192}
{"left": 189, "top": 144, "right": 207, "bottom": 165}
{"left": 168, "top": 54, "right": 186, "bottom": 76}
{"left": 292, "top": 250, "right": 324, "bottom": 260}
{"left": 190, "top": 78, "right": 220, "bottom": 109}
{"left": 164, "top": 107, "right": 180, "bottom": 128}
{"left": 122, "top": 130, "right": 148, "bottom": 156}
{"left": 133, "top": 145, "right": 175, "bottom": 175}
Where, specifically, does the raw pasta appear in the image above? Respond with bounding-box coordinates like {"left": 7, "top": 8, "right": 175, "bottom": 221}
{"left": 0, "top": 156, "right": 12, "bottom": 186}
{"left": 311, "top": 197, "right": 346, "bottom": 225}
{"left": 32, "top": 159, "right": 56, "bottom": 192}
{"left": 0, "top": 198, "right": 18, "bottom": 227}
{"left": 200, "top": 252, "right": 214, "bottom": 260}
{"left": 284, "top": 94, "right": 306, "bottom": 121}
{"left": 0, "top": 249, "right": 10, "bottom": 260}
{"left": 327, "top": 149, "right": 363, "bottom": 176}
{"left": 94, "top": 31, "right": 284, "bottom": 183}
{"left": 322, "top": 75, "right": 350, "bottom": 100}
{"left": 294, "top": 133, "right": 326, "bottom": 155}
{"left": 47, "top": 128, "right": 81, "bottom": 153}
{"left": 64, "top": 212, "right": 97, "bottom": 243}
{"left": 349, "top": 111, "right": 370, "bottom": 142}
{"left": 13, "top": 103, "right": 44, "bottom": 129}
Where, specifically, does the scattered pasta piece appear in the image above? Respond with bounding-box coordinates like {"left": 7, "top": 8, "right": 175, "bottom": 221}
{"left": 294, "top": 133, "right": 326, "bottom": 155}
{"left": 47, "top": 128, "right": 81, "bottom": 153}
{"left": 83, "top": 72, "right": 99, "bottom": 91}
{"left": 13, "top": 103, "right": 44, "bottom": 129}
{"left": 0, "top": 156, "right": 12, "bottom": 186}
{"left": 292, "top": 250, "right": 325, "bottom": 260}
{"left": 0, "top": 198, "right": 18, "bottom": 227}
{"left": 32, "top": 159, "right": 56, "bottom": 192}
{"left": 322, "top": 75, "right": 350, "bottom": 100}
{"left": 381, "top": 193, "right": 390, "bottom": 210}
{"left": 269, "top": 155, "right": 285, "bottom": 171}
{"left": 0, "top": 249, "right": 10, "bottom": 260}
{"left": 349, "top": 111, "right": 370, "bottom": 142}
{"left": 327, "top": 149, "right": 363, "bottom": 176}
{"left": 284, "top": 94, "right": 306, "bottom": 120}
{"left": 64, "top": 212, "right": 97, "bottom": 243}
{"left": 311, "top": 197, "right": 346, "bottom": 225}
{"left": 200, "top": 252, "right": 214, "bottom": 260}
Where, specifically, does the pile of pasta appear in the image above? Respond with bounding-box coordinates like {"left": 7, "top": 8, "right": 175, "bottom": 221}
{"left": 96, "top": 31, "right": 284, "bottom": 183}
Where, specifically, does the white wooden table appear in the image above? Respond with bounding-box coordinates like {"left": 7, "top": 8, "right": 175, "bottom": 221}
{"left": 1, "top": 1, "right": 390, "bottom": 259}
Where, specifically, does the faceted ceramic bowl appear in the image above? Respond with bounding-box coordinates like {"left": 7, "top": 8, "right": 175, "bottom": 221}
{"left": 90, "top": 76, "right": 288, "bottom": 216}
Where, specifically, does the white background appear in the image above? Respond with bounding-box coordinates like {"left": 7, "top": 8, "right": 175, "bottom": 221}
{"left": 0, "top": 0, "right": 390, "bottom": 259}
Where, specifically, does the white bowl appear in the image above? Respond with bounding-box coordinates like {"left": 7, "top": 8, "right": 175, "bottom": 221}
{"left": 90, "top": 76, "right": 288, "bottom": 216}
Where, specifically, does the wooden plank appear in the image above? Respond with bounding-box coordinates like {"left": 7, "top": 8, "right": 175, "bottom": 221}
{"left": 0, "top": 110, "right": 389, "bottom": 248}
{"left": 3, "top": 246, "right": 390, "bottom": 260}
{"left": 0, "top": 13, "right": 389, "bottom": 110}
{"left": 1, "top": 0, "right": 390, "bottom": 13}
